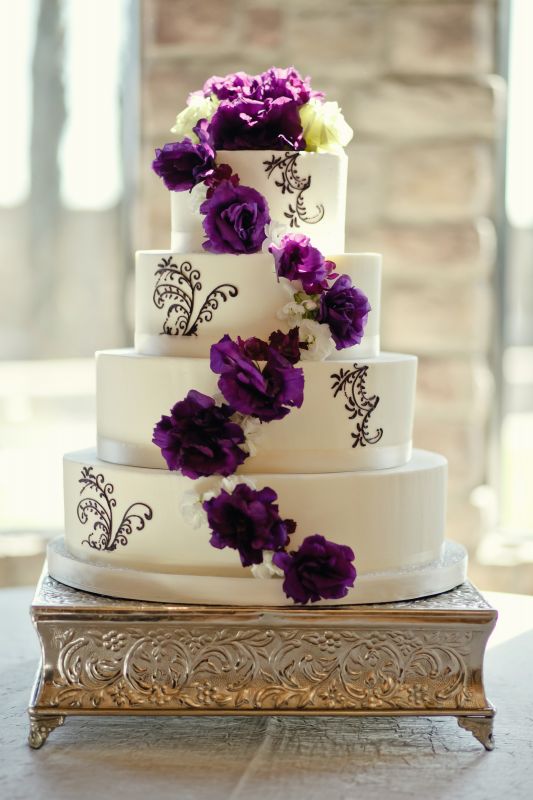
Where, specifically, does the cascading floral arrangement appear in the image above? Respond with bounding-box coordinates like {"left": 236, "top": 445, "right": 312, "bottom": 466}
{"left": 150, "top": 68, "right": 369, "bottom": 603}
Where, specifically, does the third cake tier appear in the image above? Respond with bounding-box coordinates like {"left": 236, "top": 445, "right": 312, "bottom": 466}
{"left": 97, "top": 349, "right": 417, "bottom": 473}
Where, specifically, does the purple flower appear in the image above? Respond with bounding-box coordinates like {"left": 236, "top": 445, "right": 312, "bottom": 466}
{"left": 200, "top": 180, "right": 270, "bottom": 254}
{"left": 210, "top": 334, "right": 304, "bottom": 422}
{"left": 209, "top": 97, "right": 305, "bottom": 151}
{"left": 269, "top": 234, "right": 337, "bottom": 294}
{"left": 152, "top": 137, "right": 216, "bottom": 192}
{"left": 203, "top": 483, "right": 296, "bottom": 567}
{"left": 203, "top": 71, "right": 254, "bottom": 101}
{"left": 318, "top": 275, "right": 371, "bottom": 350}
{"left": 256, "top": 67, "right": 316, "bottom": 104}
{"left": 273, "top": 534, "right": 356, "bottom": 604}
{"left": 152, "top": 390, "right": 248, "bottom": 479}
{"left": 237, "top": 328, "right": 301, "bottom": 365}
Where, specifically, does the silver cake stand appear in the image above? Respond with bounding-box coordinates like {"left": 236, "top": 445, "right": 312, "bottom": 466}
{"left": 27, "top": 567, "right": 497, "bottom": 751}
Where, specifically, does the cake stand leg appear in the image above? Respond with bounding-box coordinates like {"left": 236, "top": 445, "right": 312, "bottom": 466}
{"left": 28, "top": 713, "right": 66, "bottom": 749}
{"left": 457, "top": 715, "right": 495, "bottom": 750}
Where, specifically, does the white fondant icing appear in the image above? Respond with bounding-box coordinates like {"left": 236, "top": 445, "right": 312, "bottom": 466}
{"left": 134, "top": 251, "right": 381, "bottom": 359}
{"left": 63, "top": 448, "right": 447, "bottom": 578}
{"left": 96, "top": 350, "right": 417, "bottom": 473}
{"left": 170, "top": 151, "right": 347, "bottom": 254}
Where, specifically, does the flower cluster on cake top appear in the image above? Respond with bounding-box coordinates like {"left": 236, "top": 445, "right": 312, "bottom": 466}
{"left": 152, "top": 67, "right": 353, "bottom": 256}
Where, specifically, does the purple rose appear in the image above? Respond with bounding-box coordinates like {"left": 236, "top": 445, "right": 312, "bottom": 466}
{"left": 152, "top": 390, "right": 248, "bottom": 479}
{"left": 203, "top": 71, "right": 254, "bottom": 101}
{"left": 209, "top": 96, "right": 305, "bottom": 151}
{"left": 256, "top": 67, "right": 316, "bottom": 105}
{"left": 210, "top": 334, "right": 304, "bottom": 422}
{"left": 318, "top": 275, "right": 371, "bottom": 350}
{"left": 200, "top": 180, "right": 270, "bottom": 254}
{"left": 273, "top": 534, "right": 356, "bottom": 604}
{"left": 152, "top": 137, "right": 216, "bottom": 192}
{"left": 203, "top": 483, "right": 296, "bottom": 567}
{"left": 269, "top": 234, "right": 337, "bottom": 294}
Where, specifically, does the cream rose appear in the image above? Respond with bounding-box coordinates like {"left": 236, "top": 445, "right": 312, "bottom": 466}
{"left": 299, "top": 98, "right": 354, "bottom": 153}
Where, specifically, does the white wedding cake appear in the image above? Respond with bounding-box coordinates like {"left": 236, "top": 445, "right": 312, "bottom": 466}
{"left": 51, "top": 67, "right": 467, "bottom": 605}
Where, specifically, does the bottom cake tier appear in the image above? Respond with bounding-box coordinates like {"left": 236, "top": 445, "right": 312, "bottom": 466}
{"left": 64, "top": 448, "right": 448, "bottom": 581}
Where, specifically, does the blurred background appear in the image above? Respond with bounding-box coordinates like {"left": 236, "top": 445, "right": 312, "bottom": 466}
{"left": 0, "top": 0, "right": 532, "bottom": 592}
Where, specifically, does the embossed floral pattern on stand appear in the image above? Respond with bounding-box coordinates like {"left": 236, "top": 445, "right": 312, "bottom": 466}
{"left": 41, "top": 623, "right": 483, "bottom": 712}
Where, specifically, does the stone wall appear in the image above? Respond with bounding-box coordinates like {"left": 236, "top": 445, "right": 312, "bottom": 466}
{"left": 138, "top": 0, "right": 504, "bottom": 553}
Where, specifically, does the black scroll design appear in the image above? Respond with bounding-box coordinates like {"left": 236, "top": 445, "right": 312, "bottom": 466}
{"left": 263, "top": 152, "right": 325, "bottom": 228}
{"left": 77, "top": 466, "right": 153, "bottom": 551}
{"left": 330, "top": 364, "right": 384, "bottom": 448}
{"left": 153, "top": 257, "right": 238, "bottom": 337}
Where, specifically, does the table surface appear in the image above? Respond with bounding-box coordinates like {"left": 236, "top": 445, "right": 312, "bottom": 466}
{"left": 1, "top": 586, "right": 532, "bottom": 800}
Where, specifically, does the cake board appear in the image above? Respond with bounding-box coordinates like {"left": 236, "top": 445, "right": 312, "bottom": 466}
{"left": 28, "top": 568, "right": 497, "bottom": 751}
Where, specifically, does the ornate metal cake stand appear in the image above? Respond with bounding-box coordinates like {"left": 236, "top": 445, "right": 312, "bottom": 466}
{"left": 28, "top": 568, "right": 497, "bottom": 751}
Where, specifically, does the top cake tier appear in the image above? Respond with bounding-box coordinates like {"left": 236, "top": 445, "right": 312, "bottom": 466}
{"left": 170, "top": 151, "right": 348, "bottom": 254}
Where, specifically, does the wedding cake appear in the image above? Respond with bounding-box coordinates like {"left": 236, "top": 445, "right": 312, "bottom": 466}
{"left": 51, "top": 67, "right": 467, "bottom": 605}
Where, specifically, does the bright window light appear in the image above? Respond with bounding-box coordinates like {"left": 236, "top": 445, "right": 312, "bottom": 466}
{"left": 506, "top": 0, "right": 533, "bottom": 228}
{"left": 59, "top": 0, "right": 125, "bottom": 209}
{"left": 0, "top": 0, "right": 35, "bottom": 207}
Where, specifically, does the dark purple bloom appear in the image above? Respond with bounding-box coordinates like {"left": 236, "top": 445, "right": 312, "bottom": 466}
{"left": 203, "top": 71, "right": 254, "bottom": 101}
{"left": 200, "top": 180, "right": 270, "bottom": 254}
{"left": 210, "top": 334, "right": 304, "bottom": 422}
{"left": 203, "top": 483, "right": 296, "bottom": 567}
{"left": 209, "top": 96, "right": 305, "bottom": 151}
{"left": 152, "top": 137, "right": 216, "bottom": 192}
{"left": 237, "top": 328, "right": 301, "bottom": 365}
{"left": 204, "top": 162, "right": 240, "bottom": 197}
{"left": 273, "top": 534, "right": 356, "bottom": 604}
{"left": 318, "top": 275, "right": 371, "bottom": 350}
{"left": 152, "top": 390, "right": 248, "bottom": 479}
{"left": 266, "top": 328, "right": 302, "bottom": 364}
{"left": 269, "top": 234, "right": 337, "bottom": 294}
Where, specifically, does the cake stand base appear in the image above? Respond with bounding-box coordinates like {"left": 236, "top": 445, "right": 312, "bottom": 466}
{"left": 28, "top": 569, "right": 496, "bottom": 751}
{"left": 47, "top": 536, "right": 468, "bottom": 606}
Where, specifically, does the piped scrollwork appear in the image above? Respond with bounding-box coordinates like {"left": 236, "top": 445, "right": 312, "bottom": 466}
{"left": 263, "top": 152, "right": 325, "bottom": 228}
{"left": 331, "top": 364, "right": 383, "bottom": 448}
{"left": 153, "top": 257, "right": 238, "bottom": 336}
{"left": 77, "top": 466, "right": 153, "bottom": 551}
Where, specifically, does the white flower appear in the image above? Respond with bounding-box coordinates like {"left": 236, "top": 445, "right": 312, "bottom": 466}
{"left": 179, "top": 490, "right": 208, "bottom": 529}
{"left": 298, "top": 318, "right": 335, "bottom": 361}
{"left": 262, "top": 220, "right": 289, "bottom": 253}
{"left": 240, "top": 415, "right": 263, "bottom": 457}
{"left": 251, "top": 551, "right": 284, "bottom": 580}
{"left": 277, "top": 300, "right": 306, "bottom": 325}
{"left": 220, "top": 474, "right": 257, "bottom": 494}
{"left": 170, "top": 93, "right": 219, "bottom": 141}
{"left": 188, "top": 181, "right": 208, "bottom": 213}
{"left": 299, "top": 98, "right": 353, "bottom": 153}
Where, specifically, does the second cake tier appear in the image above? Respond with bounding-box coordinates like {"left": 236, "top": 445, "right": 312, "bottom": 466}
{"left": 97, "top": 349, "right": 417, "bottom": 473}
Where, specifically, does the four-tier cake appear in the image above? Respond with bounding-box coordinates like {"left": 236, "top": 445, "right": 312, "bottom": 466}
{"left": 50, "top": 67, "right": 467, "bottom": 605}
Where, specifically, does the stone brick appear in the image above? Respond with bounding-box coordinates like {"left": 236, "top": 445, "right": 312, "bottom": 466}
{"left": 413, "top": 417, "right": 487, "bottom": 493}
{"left": 388, "top": 2, "right": 495, "bottom": 75}
{"left": 370, "top": 220, "right": 496, "bottom": 280}
{"left": 346, "top": 143, "right": 386, "bottom": 228}
{"left": 244, "top": 6, "right": 284, "bottom": 52}
{"left": 143, "top": 0, "right": 237, "bottom": 49}
{"left": 381, "top": 279, "right": 491, "bottom": 355}
{"left": 287, "top": 6, "right": 384, "bottom": 79}
{"left": 386, "top": 143, "right": 493, "bottom": 222}
{"left": 353, "top": 79, "right": 499, "bottom": 140}
{"left": 415, "top": 356, "right": 493, "bottom": 421}
{"left": 141, "top": 58, "right": 248, "bottom": 137}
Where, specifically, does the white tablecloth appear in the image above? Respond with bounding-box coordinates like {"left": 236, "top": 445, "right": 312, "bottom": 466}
{"left": 1, "top": 586, "right": 532, "bottom": 800}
